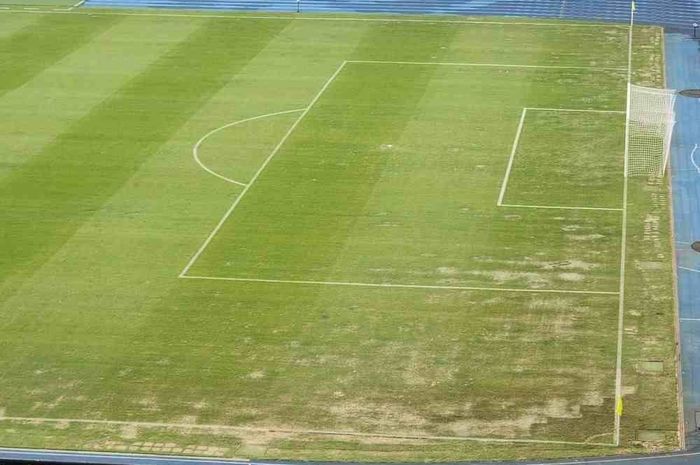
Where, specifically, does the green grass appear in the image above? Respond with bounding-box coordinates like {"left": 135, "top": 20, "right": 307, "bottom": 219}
{"left": 0, "top": 0, "right": 77, "bottom": 6}
{"left": 0, "top": 9, "right": 678, "bottom": 462}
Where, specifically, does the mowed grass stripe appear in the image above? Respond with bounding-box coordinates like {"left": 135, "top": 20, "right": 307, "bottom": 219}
{"left": 0, "top": 14, "right": 119, "bottom": 98}
{"left": 191, "top": 23, "right": 460, "bottom": 278}
{"left": 0, "top": 0, "right": 75, "bottom": 5}
{"left": 0, "top": 18, "right": 290, "bottom": 288}
{"left": 0, "top": 18, "right": 201, "bottom": 181}
{"left": 0, "top": 14, "right": 39, "bottom": 40}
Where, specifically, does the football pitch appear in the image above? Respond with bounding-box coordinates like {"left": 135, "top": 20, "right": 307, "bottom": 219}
{"left": 0, "top": 9, "right": 680, "bottom": 462}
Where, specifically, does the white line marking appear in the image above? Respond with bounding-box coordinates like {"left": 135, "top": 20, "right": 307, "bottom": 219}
{"left": 690, "top": 143, "right": 700, "bottom": 173}
{"left": 526, "top": 107, "right": 626, "bottom": 114}
{"left": 72, "top": 0, "right": 86, "bottom": 7}
{"left": 180, "top": 275, "right": 620, "bottom": 295}
{"left": 192, "top": 108, "right": 305, "bottom": 187}
{"left": 348, "top": 59, "right": 626, "bottom": 72}
{"left": 500, "top": 203, "right": 623, "bottom": 212}
{"left": 0, "top": 416, "right": 614, "bottom": 447}
{"left": 679, "top": 266, "right": 700, "bottom": 274}
{"left": 613, "top": 2, "right": 635, "bottom": 447}
{"left": 180, "top": 62, "right": 347, "bottom": 277}
{"left": 498, "top": 108, "right": 527, "bottom": 206}
{"left": 0, "top": 8, "right": 631, "bottom": 28}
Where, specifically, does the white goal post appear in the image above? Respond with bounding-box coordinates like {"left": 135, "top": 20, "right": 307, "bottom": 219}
{"left": 626, "top": 84, "right": 677, "bottom": 177}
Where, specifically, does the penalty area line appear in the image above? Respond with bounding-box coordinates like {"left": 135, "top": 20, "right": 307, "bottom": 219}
{"left": 497, "top": 108, "right": 527, "bottom": 206}
{"left": 179, "top": 275, "right": 620, "bottom": 296}
{"left": 0, "top": 416, "right": 615, "bottom": 447}
{"left": 347, "top": 60, "right": 627, "bottom": 72}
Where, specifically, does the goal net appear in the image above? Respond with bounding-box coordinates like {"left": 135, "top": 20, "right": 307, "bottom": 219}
{"left": 626, "top": 84, "right": 677, "bottom": 177}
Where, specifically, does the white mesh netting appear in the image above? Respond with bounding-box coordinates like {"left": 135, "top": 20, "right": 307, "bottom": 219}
{"left": 627, "top": 84, "right": 677, "bottom": 177}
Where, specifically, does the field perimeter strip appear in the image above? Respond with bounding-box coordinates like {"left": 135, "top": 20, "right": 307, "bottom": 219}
{"left": 7, "top": 448, "right": 700, "bottom": 465}
{"left": 180, "top": 275, "right": 618, "bottom": 295}
{"left": 0, "top": 416, "right": 614, "bottom": 447}
{"left": 0, "top": 8, "right": 631, "bottom": 29}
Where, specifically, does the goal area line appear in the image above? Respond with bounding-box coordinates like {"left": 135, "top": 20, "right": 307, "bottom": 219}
{"left": 0, "top": 415, "right": 616, "bottom": 447}
{"left": 500, "top": 203, "right": 623, "bottom": 212}
{"left": 497, "top": 107, "right": 626, "bottom": 212}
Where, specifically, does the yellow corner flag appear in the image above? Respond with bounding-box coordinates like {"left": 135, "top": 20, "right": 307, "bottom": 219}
{"left": 631, "top": 1, "right": 636, "bottom": 11}
{"left": 616, "top": 398, "right": 624, "bottom": 416}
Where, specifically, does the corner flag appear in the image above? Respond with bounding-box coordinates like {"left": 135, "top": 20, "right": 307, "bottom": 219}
{"left": 616, "top": 398, "right": 624, "bottom": 416}
{"left": 631, "top": 1, "right": 636, "bottom": 11}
